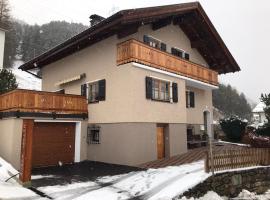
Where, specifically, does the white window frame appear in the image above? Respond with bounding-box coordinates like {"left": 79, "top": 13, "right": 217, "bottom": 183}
{"left": 150, "top": 76, "right": 173, "bottom": 103}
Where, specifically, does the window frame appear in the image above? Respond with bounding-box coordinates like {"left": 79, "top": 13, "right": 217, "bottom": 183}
{"left": 186, "top": 90, "right": 195, "bottom": 108}
{"left": 151, "top": 78, "right": 171, "bottom": 102}
{"left": 87, "top": 125, "right": 100, "bottom": 144}
{"left": 144, "top": 35, "right": 166, "bottom": 51}
{"left": 171, "top": 47, "right": 190, "bottom": 61}
{"left": 87, "top": 81, "right": 99, "bottom": 104}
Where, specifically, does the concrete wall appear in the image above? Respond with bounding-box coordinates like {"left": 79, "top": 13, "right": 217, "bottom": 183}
{"left": 0, "top": 118, "right": 23, "bottom": 170}
{"left": 87, "top": 123, "right": 157, "bottom": 166}
{"left": 87, "top": 122, "right": 188, "bottom": 166}
{"left": 186, "top": 86, "right": 213, "bottom": 125}
{"left": 0, "top": 30, "right": 5, "bottom": 69}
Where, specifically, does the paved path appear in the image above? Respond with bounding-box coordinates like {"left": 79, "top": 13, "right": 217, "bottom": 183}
{"left": 138, "top": 142, "right": 248, "bottom": 169}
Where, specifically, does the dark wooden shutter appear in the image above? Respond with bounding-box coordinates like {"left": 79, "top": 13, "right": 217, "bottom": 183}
{"left": 81, "top": 84, "right": 87, "bottom": 97}
{"left": 184, "top": 53, "right": 190, "bottom": 60}
{"left": 172, "top": 82, "right": 178, "bottom": 103}
{"left": 190, "top": 91, "right": 195, "bottom": 108}
{"left": 160, "top": 43, "right": 166, "bottom": 52}
{"left": 98, "top": 79, "right": 106, "bottom": 101}
{"left": 145, "top": 76, "right": 152, "bottom": 99}
{"left": 143, "top": 35, "right": 150, "bottom": 44}
{"left": 171, "top": 47, "right": 177, "bottom": 56}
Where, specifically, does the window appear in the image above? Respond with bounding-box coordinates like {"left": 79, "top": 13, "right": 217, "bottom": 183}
{"left": 186, "top": 91, "right": 195, "bottom": 108}
{"left": 87, "top": 125, "right": 100, "bottom": 144}
{"left": 88, "top": 82, "right": 99, "bottom": 103}
{"left": 146, "top": 77, "right": 178, "bottom": 103}
{"left": 143, "top": 35, "right": 166, "bottom": 52}
{"left": 81, "top": 79, "right": 106, "bottom": 103}
{"left": 152, "top": 79, "right": 170, "bottom": 102}
{"left": 171, "top": 47, "right": 190, "bottom": 61}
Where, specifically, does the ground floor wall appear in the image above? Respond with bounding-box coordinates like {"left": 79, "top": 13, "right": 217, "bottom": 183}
{"left": 87, "top": 122, "right": 187, "bottom": 166}
{"left": 0, "top": 118, "right": 23, "bottom": 170}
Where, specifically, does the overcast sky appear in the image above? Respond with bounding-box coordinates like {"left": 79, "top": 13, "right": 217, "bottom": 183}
{"left": 8, "top": 0, "right": 270, "bottom": 103}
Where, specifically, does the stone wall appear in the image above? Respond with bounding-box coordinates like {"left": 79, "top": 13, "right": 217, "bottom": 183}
{"left": 178, "top": 167, "right": 270, "bottom": 198}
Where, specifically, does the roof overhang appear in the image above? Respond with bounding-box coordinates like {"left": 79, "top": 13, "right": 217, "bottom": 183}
{"left": 19, "top": 2, "right": 240, "bottom": 74}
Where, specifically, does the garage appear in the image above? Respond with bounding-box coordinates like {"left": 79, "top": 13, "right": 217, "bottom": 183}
{"left": 32, "top": 122, "right": 76, "bottom": 168}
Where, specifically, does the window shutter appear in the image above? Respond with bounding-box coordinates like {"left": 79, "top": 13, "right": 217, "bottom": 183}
{"left": 81, "top": 84, "right": 87, "bottom": 97}
{"left": 98, "top": 79, "right": 106, "bottom": 101}
{"left": 143, "top": 35, "right": 150, "bottom": 44}
{"left": 171, "top": 47, "right": 176, "bottom": 55}
{"left": 160, "top": 43, "right": 166, "bottom": 52}
{"left": 172, "top": 82, "right": 178, "bottom": 103}
{"left": 190, "top": 91, "right": 195, "bottom": 108}
{"left": 145, "top": 76, "right": 152, "bottom": 99}
{"left": 184, "top": 53, "right": 190, "bottom": 60}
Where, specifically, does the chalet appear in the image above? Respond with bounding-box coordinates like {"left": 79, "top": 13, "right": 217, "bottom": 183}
{"left": 0, "top": 2, "right": 240, "bottom": 184}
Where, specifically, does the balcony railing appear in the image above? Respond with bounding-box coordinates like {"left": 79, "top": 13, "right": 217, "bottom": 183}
{"left": 0, "top": 89, "right": 88, "bottom": 114}
{"left": 117, "top": 39, "right": 218, "bottom": 86}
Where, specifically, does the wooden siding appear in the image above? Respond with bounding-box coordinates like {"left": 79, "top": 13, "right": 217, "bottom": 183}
{"left": 117, "top": 39, "right": 218, "bottom": 86}
{"left": 0, "top": 89, "right": 88, "bottom": 114}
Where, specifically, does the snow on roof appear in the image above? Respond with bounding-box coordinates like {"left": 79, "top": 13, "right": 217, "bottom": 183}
{"left": 252, "top": 102, "right": 266, "bottom": 113}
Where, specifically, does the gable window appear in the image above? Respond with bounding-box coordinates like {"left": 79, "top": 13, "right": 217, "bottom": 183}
{"left": 87, "top": 125, "right": 100, "bottom": 144}
{"left": 143, "top": 35, "right": 167, "bottom": 52}
{"left": 171, "top": 47, "right": 190, "bottom": 61}
{"left": 186, "top": 91, "right": 195, "bottom": 108}
{"left": 81, "top": 79, "right": 106, "bottom": 103}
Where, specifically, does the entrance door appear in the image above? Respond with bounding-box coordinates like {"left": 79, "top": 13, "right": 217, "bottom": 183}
{"left": 32, "top": 122, "right": 76, "bottom": 168}
{"left": 157, "top": 127, "right": 165, "bottom": 159}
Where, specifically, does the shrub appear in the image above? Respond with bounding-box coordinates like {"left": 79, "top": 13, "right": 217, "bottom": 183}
{"left": 255, "top": 124, "right": 270, "bottom": 137}
{"left": 219, "top": 116, "right": 247, "bottom": 142}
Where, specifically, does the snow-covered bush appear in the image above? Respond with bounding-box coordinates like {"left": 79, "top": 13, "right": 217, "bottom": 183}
{"left": 219, "top": 116, "right": 247, "bottom": 142}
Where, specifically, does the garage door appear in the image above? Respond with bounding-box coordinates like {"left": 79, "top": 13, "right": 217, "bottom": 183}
{"left": 32, "top": 122, "right": 76, "bottom": 168}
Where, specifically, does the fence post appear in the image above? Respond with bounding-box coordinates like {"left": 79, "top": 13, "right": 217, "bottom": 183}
{"left": 205, "top": 151, "right": 209, "bottom": 173}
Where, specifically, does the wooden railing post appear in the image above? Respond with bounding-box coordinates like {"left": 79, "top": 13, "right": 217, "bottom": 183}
{"left": 205, "top": 151, "right": 209, "bottom": 173}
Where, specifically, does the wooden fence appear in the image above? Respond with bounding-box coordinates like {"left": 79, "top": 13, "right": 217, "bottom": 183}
{"left": 205, "top": 148, "right": 270, "bottom": 173}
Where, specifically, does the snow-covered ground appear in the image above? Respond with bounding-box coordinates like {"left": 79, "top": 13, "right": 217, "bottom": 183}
{"left": 37, "top": 160, "right": 210, "bottom": 200}
{"left": 12, "top": 60, "right": 41, "bottom": 91}
{"left": 1, "top": 156, "right": 269, "bottom": 200}
{"left": 0, "top": 157, "right": 38, "bottom": 199}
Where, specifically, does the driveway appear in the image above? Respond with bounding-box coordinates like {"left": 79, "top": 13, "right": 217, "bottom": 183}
{"left": 31, "top": 160, "right": 143, "bottom": 188}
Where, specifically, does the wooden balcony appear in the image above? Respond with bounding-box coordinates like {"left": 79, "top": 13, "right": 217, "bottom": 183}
{"left": 0, "top": 89, "right": 88, "bottom": 115}
{"left": 117, "top": 39, "right": 218, "bottom": 86}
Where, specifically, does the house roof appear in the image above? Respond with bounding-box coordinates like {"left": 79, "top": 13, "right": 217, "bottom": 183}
{"left": 252, "top": 102, "right": 266, "bottom": 113}
{"left": 19, "top": 2, "right": 240, "bottom": 74}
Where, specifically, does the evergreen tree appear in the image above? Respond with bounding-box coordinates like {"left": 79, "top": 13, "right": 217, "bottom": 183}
{"left": 213, "top": 83, "right": 252, "bottom": 120}
{"left": 0, "top": 0, "right": 10, "bottom": 24}
{"left": 261, "top": 93, "right": 270, "bottom": 125}
{"left": 0, "top": 69, "right": 18, "bottom": 94}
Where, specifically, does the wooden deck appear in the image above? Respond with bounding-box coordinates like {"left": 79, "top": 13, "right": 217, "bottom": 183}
{"left": 117, "top": 39, "right": 218, "bottom": 86}
{"left": 139, "top": 142, "right": 249, "bottom": 169}
{"left": 0, "top": 89, "right": 88, "bottom": 114}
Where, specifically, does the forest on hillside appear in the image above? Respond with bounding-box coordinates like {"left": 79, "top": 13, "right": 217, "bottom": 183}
{"left": 4, "top": 20, "right": 88, "bottom": 68}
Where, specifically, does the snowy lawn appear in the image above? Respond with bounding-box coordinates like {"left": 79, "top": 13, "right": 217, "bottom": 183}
{"left": 0, "top": 157, "right": 38, "bottom": 200}
{"left": 37, "top": 160, "right": 210, "bottom": 200}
